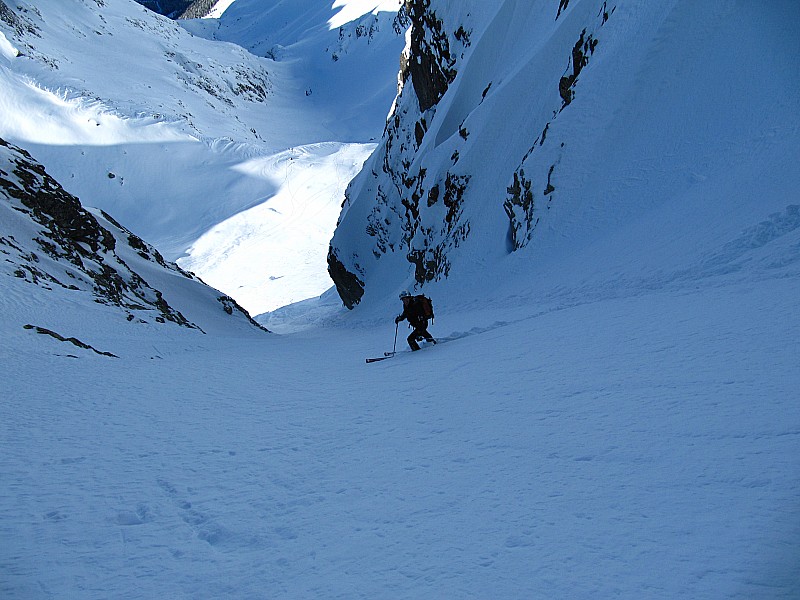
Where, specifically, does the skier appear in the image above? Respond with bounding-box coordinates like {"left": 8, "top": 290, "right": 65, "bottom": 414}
{"left": 395, "top": 290, "right": 436, "bottom": 351}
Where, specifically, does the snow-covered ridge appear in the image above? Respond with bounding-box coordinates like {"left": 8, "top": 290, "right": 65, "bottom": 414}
{"left": 0, "top": 136, "right": 266, "bottom": 335}
{"left": 1, "top": 0, "right": 274, "bottom": 144}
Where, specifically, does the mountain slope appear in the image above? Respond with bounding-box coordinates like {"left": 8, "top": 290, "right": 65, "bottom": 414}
{"left": 328, "top": 0, "right": 800, "bottom": 314}
{"left": 1, "top": 136, "right": 265, "bottom": 338}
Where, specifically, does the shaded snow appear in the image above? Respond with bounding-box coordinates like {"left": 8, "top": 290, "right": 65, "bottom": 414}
{"left": 2, "top": 267, "right": 798, "bottom": 599}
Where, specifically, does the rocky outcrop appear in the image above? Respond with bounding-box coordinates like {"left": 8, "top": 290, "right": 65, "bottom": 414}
{"left": 0, "top": 0, "right": 37, "bottom": 37}
{"left": 23, "top": 324, "right": 119, "bottom": 357}
{"left": 402, "top": 0, "right": 458, "bottom": 112}
{"left": 504, "top": 2, "right": 614, "bottom": 250}
{"left": 1, "top": 140, "right": 116, "bottom": 255}
{"left": 0, "top": 0, "right": 16, "bottom": 28}
{"left": 177, "top": 0, "right": 215, "bottom": 20}
{"left": 327, "top": 248, "right": 364, "bottom": 309}
{"left": 328, "top": 0, "right": 623, "bottom": 306}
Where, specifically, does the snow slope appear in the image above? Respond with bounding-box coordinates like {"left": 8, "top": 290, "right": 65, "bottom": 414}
{"left": 179, "top": 142, "right": 375, "bottom": 314}
{"left": 2, "top": 249, "right": 798, "bottom": 599}
{"left": 1, "top": 0, "right": 799, "bottom": 598}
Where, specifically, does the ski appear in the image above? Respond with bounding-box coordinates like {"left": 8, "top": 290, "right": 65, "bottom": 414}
{"left": 366, "top": 355, "right": 393, "bottom": 363}
{"left": 367, "top": 336, "right": 447, "bottom": 363}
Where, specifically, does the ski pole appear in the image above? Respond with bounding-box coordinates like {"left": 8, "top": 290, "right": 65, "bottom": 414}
{"left": 392, "top": 322, "right": 399, "bottom": 354}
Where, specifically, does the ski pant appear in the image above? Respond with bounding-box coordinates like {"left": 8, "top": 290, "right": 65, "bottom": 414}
{"left": 407, "top": 324, "right": 434, "bottom": 351}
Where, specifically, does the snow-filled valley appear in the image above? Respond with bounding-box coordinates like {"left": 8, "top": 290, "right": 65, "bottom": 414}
{"left": 1, "top": 0, "right": 799, "bottom": 598}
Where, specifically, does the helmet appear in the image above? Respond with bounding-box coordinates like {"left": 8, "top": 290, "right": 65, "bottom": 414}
{"left": 399, "top": 290, "right": 411, "bottom": 299}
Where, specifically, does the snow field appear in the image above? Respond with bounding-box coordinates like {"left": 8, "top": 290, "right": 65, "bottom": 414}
{"left": 2, "top": 270, "right": 798, "bottom": 599}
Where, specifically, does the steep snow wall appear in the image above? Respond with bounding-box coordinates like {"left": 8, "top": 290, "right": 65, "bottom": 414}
{"left": 327, "top": 0, "right": 800, "bottom": 309}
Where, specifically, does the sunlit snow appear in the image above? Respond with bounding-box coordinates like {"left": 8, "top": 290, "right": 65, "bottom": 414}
{"left": 180, "top": 142, "right": 375, "bottom": 314}
{"left": 204, "top": 0, "right": 237, "bottom": 18}
{"left": 329, "top": 0, "right": 403, "bottom": 28}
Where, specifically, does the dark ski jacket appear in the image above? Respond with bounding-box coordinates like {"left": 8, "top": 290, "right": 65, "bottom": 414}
{"left": 396, "top": 298, "right": 427, "bottom": 328}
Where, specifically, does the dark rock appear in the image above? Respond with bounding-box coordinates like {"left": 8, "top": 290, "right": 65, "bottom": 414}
{"left": 0, "top": 137, "right": 202, "bottom": 329}
{"left": 504, "top": 169, "right": 535, "bottom": 251}
{"left": 217, "top": 296, "right": 270, "bottom": 332}
{"left": 327, "top": 248, "right": 364, "bottom": 309}
{"left": 557, "top": 0, "right": 570, "bottom": 20}
{"left": 0, "top": 139, "right": 115, "bottom": 254}
{"left": 403, "top": 0, "right": 457, "bottom": 112}
{"left": 24, "top": 324, "right": 118, "bottom": 357}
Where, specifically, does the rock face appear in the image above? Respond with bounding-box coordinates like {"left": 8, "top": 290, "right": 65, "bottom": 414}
{"left": 326, "top": 248, "right": 365, "bottom": 310}
{"left": 177, "top": 0, "right": 216, "bottom": 20}
{"left": 402, "top": 0, "right": 457, "bottom": 113}
{"left": 328, "top": 0, "right": 474, "bottom": 305}
{"left": 0, "top": 0, "right": 36, "bottom": 37}
{"left": 503, "top": 4, "right": 611, "bottom": 251}
{"left": 2, "top": 140, "right": 116, "bottom": 255}
{"left": 0, "top": 1, "right": 17, "bottom": 28}
{"left": 0, "top": 138, "right": 264, "bottom": 331}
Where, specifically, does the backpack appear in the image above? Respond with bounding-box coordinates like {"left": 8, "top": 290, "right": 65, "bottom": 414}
{"left": 414, "top": 294, "right": 434, "bottom": 321}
